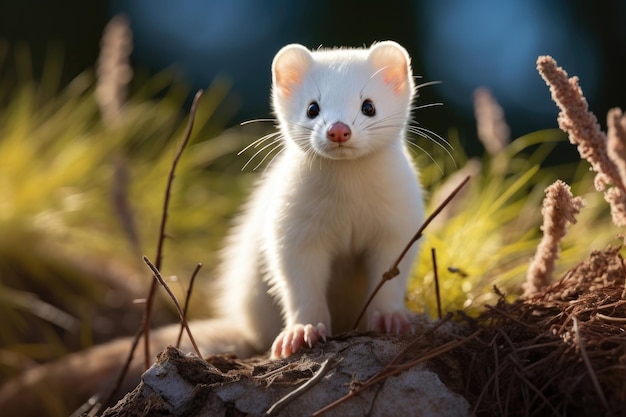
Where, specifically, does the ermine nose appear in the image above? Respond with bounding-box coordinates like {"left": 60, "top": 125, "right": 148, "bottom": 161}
{"left": 326, "top": 122, "right": 351, "bottom": 143}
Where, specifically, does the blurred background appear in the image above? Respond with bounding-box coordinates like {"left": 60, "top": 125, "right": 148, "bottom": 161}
{"left": 1, "top": 2, "right": 626, "bottom": 413}
{"left": 1, "top": 0, "right": 625, "bottom": 155}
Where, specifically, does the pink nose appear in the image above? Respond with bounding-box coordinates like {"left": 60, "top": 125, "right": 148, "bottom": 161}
{"left": 326, "top": 122, "right": 351, "bottom": 143}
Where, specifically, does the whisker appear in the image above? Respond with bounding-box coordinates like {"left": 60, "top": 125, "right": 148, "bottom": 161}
{"left": 366, "top": 124, "right": 409, "bottom": 131}
{"left": 264, "top": 147, "right": 285, "bottom": 174}
{"left": 366, "top": 117, "right": 410, "bottom": 130}
{"left": 305, "top": 146, "right": 320, "bottom": 172}
{"left": 412, "top": 102, "right": 444, "bottom": 111}
{"left": 408, "top": 126, "right": 454, "bottom": 150}
{"left": 363, "top": 111, "right": 456, "bottom": 168}
{"left": 238, "top": 131, "right": 282, "bottom": 155}
{"left": 359, "top": 65, "right": 390, "bottom": 98}
{"left": 294, "top": 145, "right": 316, "bottom": 180}
{"left": 415, "top": 80, "right": 442, "bottom": 90}
{"left": 361, "top": 110, "right": 409, "bottom": 129}
{"left": 406, "top": 141, "right": 445, "bottom": 175}
{"left": 286, "top": 133, "right": 313, "bottom": 150}
{"left": 307, "top": 148, "right": 316, "bottom": 172}
{"left": 241, "top": 138, "right": 282, "bottom": 171}
{"left": 290, "top": 122, "right": 315, "bottom": 132}
{"left": 253, "top": 142, "right": 284, "bottom": 171}
{"left": 407, "top": 129, "right": 457, "bottom": 168}
{"left": 240, "top": 118, "right": 277, "bottom": 126}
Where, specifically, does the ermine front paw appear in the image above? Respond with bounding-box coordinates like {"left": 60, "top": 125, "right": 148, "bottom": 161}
{"left": 369, "top": 310, "right": 413, "bottom": 334}
{"left": 271, "top": 323, "right": 328, "bottom": 359}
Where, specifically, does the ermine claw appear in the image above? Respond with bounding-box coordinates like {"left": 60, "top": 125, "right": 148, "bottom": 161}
{"left": 370, "top": 310, "right": 412, "bottom": 335}
{"left": 271, "top": 322, "right": 328, "bottom": 359}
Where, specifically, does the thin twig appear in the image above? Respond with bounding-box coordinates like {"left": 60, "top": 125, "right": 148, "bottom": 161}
{"left": 386, "top": 313, "right": 454, "bottom": 369}
{"left": 367, "top": 331, "right": 480, "bottom": 386}
{"left": 484, "top": 304, "right": 536, "bottom": 329}
{"left": 264, "top": 357, "right": 339, "bottom": 416}
{"left": 491, "top": 333, "right": 503, "bottom": 416}
{"left": 144, "top": 89, "right": 204, "bottom": 367}
{"left": 572, "top": 316, "right": 609, "bottom": 410}
{"left": 312, "top": 329, "right": 481, "bottom": 416}
{"left": 96, "top": 91, "right": 204, "bottom": 412}
{"left": 69, "top": 394, "right": 101, "bottom": 417}
{"left": 254, "top": 362, "right": 298, "bottom": 381}
{"left": 176, "top": 262, "right": 203, "bottom": 348}
{"left": 469, "top": 351, "right": 500, "bottom": 416}
{"left": 353, "top": 175, "right": 471, "bottom": 330}
{"left": 96, "top": 315, "right": 145, "bottom": 412}
{"left": 143, "top": 256, "right": 204, "bottom": 360}
{"left": 512, "top": 367, "right": 562, "bottom": 417}
{"left": 595, "top": 313, "right": 626, "bottom": 323}
{"left": 432, "top": 248, "right": 442, "bottom": 320}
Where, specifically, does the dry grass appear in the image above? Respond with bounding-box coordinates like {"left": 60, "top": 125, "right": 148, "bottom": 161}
{"left": 462, "top": 245, "right": 626, "bottom": 417}
{"left": 456, "top": 56, "right": 626, "bottom": 417}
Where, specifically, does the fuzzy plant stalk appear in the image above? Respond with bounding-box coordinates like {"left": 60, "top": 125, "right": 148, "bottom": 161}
{"left": 473, "top": 87, "right": 510, "bottom": 155}
{"left": 606, "top": 108, "right": 626, "bottom": 219}
{"left": 523, "top": 180, "right": 584, "bottom": 297}
{"left": 96, "top": 15, "right": 133, "bottom": 126}
{"left": 537, "top": 55, "right": 626, "bottom": 227}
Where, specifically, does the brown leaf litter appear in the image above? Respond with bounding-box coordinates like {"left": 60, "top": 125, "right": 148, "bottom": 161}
{"left": 462, "top": 245, "right": 626, "bottom": 417}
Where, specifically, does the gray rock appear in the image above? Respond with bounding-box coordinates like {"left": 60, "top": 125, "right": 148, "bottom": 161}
{"left": 103, "top": 331, "right": 470, "bottom": 417}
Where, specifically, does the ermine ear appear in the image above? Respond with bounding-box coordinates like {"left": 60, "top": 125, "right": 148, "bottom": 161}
{"left": 368, "top": 41, "right": 412, "bottom": 94}
{"left": 272, "top": 44, "right": 313, "bottom": 98}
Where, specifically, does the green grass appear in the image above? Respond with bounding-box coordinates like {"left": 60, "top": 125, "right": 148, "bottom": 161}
{"left": 0, "top": 62, "right": 251, "bottom": 380}
{"left": 0, "top": 46, "right": 621, "bottom": 385}
{"left": 409, "top": 128, "right": 618, "bottom": 316}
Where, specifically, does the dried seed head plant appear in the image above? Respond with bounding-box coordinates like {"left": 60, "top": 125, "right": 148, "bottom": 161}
{"left": 523, "top": 180, "right": 584, "bottom": 297}
{"left": 537, "top": 55, "right": 626, "bottom": 226}
{"left": 606, "top": 108, "right": 626, "bottom": 224}
{"left": 473, "top": 87, "right": 510, "bottom": 156}
{"left": 96, "top": 15, "right": 133, "bottom": 126}
{"left": 606, "top": 108, "right": 626, "bottom": 183}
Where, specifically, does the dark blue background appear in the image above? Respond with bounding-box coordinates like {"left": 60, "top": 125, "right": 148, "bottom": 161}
{"left": 1, "top": 1, "right": 625, "bottom": 156}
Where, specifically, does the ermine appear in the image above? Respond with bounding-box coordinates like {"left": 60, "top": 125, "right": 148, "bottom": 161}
{"left": 0, "top": 41, "right": 425, "bottom": 414}
{"left": 220, "top": 40, "right": 425, "bottom": 358}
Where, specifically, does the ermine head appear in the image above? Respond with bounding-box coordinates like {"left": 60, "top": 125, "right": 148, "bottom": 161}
{"left": 271, "top": 41, "right": 415, "bottom": 160}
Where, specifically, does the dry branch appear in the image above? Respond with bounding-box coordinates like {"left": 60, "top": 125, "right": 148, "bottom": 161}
{"left": 176, "top": 262, "right": 203, "bottom": 348}
{"left": 143, "top": 256, "right": 204, "bottom": 360}
{"left": 143, "top": 89, "right": 204, "bottom": 367}
{"left": 98, "top": 89, "right": 204, "bottom": 411}
{"left": 431, "top": 248, "right": 442, "bottom": 320}
{"left": 265, "top": 357, "right": 338, "bottom": 416}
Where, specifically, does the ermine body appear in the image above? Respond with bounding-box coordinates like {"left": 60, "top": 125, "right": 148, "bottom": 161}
{"left": 216, "top": 41, "right": 424, "bottom": 358}
{"left": 0, "top": 41, "right": 425, "bottom": 415}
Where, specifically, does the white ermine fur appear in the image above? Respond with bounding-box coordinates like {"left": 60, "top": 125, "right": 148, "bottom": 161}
{"left": 219, "top": 41, "right": 424, "bottom": 358}
{"left": 0, "top": 41, "right": 425, "bottom": 414}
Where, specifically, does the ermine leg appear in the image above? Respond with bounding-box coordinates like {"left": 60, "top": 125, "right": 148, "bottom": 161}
{"left": 366, "top": 240, "right": 418, "bottom": 334}
{"left": 268, "top": 245, "right": 332, "bottom": 359}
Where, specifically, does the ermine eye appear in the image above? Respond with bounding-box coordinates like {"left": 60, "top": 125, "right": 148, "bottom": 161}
{"left": 307, "top": 102, "right": 320, "bottom": 119}
{"left": 361, "top": 99, "right": 376, "bottom": 117}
